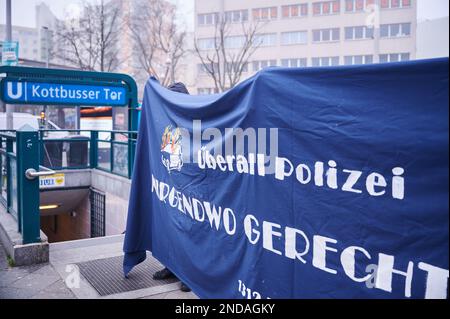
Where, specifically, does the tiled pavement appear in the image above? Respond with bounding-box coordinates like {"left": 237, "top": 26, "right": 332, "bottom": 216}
{"left": 0, "top": 243, "right": 75, "bottom": 299}
{"left": 0, "top": 237, "right": 198, "bottom": 299}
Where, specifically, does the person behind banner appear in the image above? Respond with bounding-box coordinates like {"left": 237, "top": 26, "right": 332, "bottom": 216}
{"left": 152, "top": 81, "right": 191, "bottom": 293}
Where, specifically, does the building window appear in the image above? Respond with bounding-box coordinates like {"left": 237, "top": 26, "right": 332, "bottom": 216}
{"left": 198, "top": 64, "right": 207, "bottom": 74}
{"left": 198, "top": 63, "right": 219, "bottom": 74}
{"left": 312, "top": 28, "right": 340, "bottom": 42}
{"left": 344, "top": 26, "right": 374, "bottom": 40}
{"left": 224, "top": 36, "right": 246, "bottom": 49}
{"left": 281, "top": 58, "right": 308, "bottom": 67}
{"left": 198, "top": 88, "right": 219, "bottom": 95}
{"left": 380, "top": 0, "right": 412, "bottom": 9}
{"left": 252, "top": 60, "right": 277, "bottom": 72}
{"left": 380, "top": 23, "right": 411, "bottom": 38}
{"left": 312, "top": 1, "right": 340, "bottom": 16}
{"left": 344, "top": 55, "right": 373, "bottom": 65}
{"left": 198, "top": 12, "right": 219, "bottom": 26}
{"left": 379, "top": 53, "right": 410, "bottom": 62}
{"left": 226, "top": 62, "right": 248, "bottom": 73}
{"left": 254, "top": 33, "right": 278, "bottom": 47}
{"left": 225, "top": 10, "right": 249, "bottom": 23}
{"left": 345, "top": 0, "right": 375, "bottom": 12}
{"left": 197, "top": 38, "right": 215, "bottom": 50}
{"left": 282, "top": 3, "right": 308, "bottom": 18}
{"left": 312, "top": 56, "right": 340, "bottom": 66}
{"left": 281, "top": 31, "right": 308, "bottom": 45}
{"left": 253, "top": 7, "right": 278, "bottom": 20}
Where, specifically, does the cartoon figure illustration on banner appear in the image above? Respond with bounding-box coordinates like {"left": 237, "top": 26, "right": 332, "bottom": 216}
{"left": 161, "top": 125, "right": 183, "bottom": 173}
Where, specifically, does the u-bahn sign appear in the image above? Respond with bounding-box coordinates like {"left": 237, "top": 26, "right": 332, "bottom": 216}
{"left": 0, "top": 79, "right": 128, "bottom": 106}
{"left": 0, "top": 65, "right": 139, "bottom": 130}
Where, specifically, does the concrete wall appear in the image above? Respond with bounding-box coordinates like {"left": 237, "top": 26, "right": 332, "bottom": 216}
{"left": 0, "top": 204, "right": 49, "bottom": 266}
{"left": 416, "top": 17, "right": 449, "bottom": 59}
{"left": 193, "top": 0, "right": 417, "bottom": 93}
{"left": 39, "top": 168, "right": 131, "bottom": 241}
{"left": 40, "top": 193, "right": 90, "bottom": 243}
{"left": 90, "top": 169, "right": 131, "bottom": 236}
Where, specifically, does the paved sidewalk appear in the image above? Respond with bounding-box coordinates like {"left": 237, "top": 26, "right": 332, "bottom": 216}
{"left": 0, "top": 237, "right": 198, "bottom": 299}
{"left": 0, "top": 242, "right": 75, "bottom": 299}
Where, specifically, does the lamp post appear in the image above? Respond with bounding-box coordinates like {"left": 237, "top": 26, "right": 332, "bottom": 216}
{"left": 42, "top": 26, "right": 49, "bottom": 68}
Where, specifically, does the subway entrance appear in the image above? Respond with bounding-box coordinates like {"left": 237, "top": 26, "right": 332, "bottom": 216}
{"left": 0, "top": 65, "right": 138, "bottom": 249}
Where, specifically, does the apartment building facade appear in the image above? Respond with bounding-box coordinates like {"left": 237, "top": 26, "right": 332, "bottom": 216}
{"left": 0, "top": 3, "right": 60, "bottom": 64}
{"left": 0, "top": 25, "right": 40, "bottom": 61}
{"left": 194, "top": 0, "right": 417, "bottom": 94}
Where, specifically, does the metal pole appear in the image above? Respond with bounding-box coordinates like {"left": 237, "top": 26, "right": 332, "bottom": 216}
{"left": 42, "top": 26, "right": 49, "bottom": 125}
{"left": 5, "top": 0, "right": 13, "bottom": 130}
{"left": 17, "top": 126, "right": 41, "bottom": 244}
{"left": 76, "top": 106, "right": 80, "bottom": 129}
{"left": 5, "top": 0, "right": 11, "bottom": 39}
{"left": 43, "top": 26, "right": 49, "bottom": 68}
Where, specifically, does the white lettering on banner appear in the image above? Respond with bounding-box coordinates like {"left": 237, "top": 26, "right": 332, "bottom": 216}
{"left": 340, "top": 246, "right": 372, "bottom": 282}
{"left": 312, "top": 235, "right": 338, "bottom": 275}
{"left": 151, "top": 174, "right": 449, "bottom": 299}
{"left": 285, "top": 227, "right": 309, "bottom": 263}
{"left": 244, "top": 215, "right": 260, "bottom": 244}
{"left": 375, "top": 253, "right": 414, "bottom": 298}
{"left": 237, "top": 280, "right": 269, "bottom": 299}
{"left": 262, "top": 222, "right": 283, "bottom": 256}
{"left": 418, "top": 262, "right": 450, "bottom": 299}
{"left": 198, "top": 149, "right": 405, "bottom": 200}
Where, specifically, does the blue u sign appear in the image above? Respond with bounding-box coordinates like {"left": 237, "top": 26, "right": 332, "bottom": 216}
{"left": 1, "top": 79, "right": 128, "bottom": 106}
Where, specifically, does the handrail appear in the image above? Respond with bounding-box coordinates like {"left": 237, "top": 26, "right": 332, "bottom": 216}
{"left": 38, "top": 129, "right": 138, "bottom": 179}
{"left": 0, "top": 128, "right": 138, "bottom": 245}
{"left": 25, "top": 166, "right": 56, "bottom": 180}
{"left": 0, "top": 128, "right": 40, "bottom": 243}
{"left": 2, "top": 129, "right": 138, "bottom": 179}
{"left": 0, "top": 131, "right": 17, "bottom": 140}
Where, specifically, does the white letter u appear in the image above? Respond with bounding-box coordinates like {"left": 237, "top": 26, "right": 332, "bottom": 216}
{"left": 7, "top": 82, "right": 23, "bottom": 99}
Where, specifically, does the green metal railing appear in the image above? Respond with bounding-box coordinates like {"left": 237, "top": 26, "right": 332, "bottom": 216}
{"left": 1, "top": 128, "right": 41, "bottom": 244}
{"left": 39, "top": 129, "right": 138, "bottom": 178}
{"left": 0, "top": 131, "right": 17, "bottom": 219}
{"left": 0, "top": 129, "right": 138, "bottom": 244}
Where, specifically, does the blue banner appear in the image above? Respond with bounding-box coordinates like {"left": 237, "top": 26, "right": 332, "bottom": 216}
{"left": 124, "top": 58, "right": 449, "bottom": 299}
{"left": 1, "top": 79, "right": 127, "bottom": 106}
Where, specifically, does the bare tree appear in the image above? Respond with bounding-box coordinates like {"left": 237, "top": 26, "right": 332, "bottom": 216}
{"left": 194, "top": 15, "right": 262, "bottom": 92}
{"left": 55, "top": 0, "right": 122, "bottom": 72}
{"left": 128, "top": 0, "right": 186, "bottom": 86}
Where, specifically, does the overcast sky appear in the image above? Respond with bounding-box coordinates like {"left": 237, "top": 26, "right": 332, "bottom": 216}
{"left": 0, "top": 0, "right": 448, "bottom": 29}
